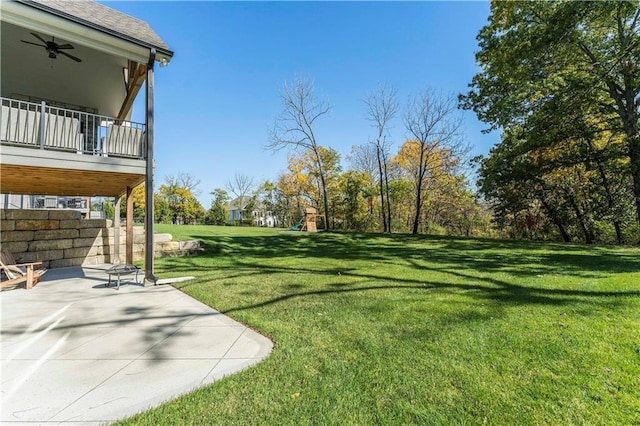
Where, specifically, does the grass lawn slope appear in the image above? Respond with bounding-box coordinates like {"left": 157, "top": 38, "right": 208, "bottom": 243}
{"left": 122, "top": 225, "right": 640, "bottom": 425}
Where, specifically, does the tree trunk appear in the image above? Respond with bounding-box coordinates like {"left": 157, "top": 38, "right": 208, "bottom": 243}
{"left": 384, "top": 158, "right": 392, "bottom": 233}
{"left": 315, "top": 148, "right": 330, "bottom": 230}
{"left": 627, "top": 130, "right": 640, "bottom": 231}
{"left": 539, "top": 196, "right": 571, "bottom": 242}
{"left": 569, "top": 194, "right": 593, "bottom": 244}
{"left": 412, "top": 148, "right": 427, "bottom": 234}
{"left": 592, "top": 151, "right": 624, "bottom": 244}
{"left": 376, "top": 145, "right": 388, "bottom": 232}
{"left": 412, "top": 180, "right": 422, "bottom": 234}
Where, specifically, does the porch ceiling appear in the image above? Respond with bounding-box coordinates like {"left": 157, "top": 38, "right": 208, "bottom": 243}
{"left": 0, "top": 164, "right": 144, "bottom": 197}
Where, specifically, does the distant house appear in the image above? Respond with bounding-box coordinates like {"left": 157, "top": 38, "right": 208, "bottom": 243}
{"left": 1, "top": 194, "right": 104, "bottom": 219}
{"left": 228, "top": 196, "right": 278, "bottom": 227}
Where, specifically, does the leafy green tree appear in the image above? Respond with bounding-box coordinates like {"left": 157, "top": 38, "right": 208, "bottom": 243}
{"left": 338, "top": 171, "right": 371, "bottom": 231}
{"left": 103, "top": 199, "right": 115, "bottom": 220}
{"left": 205, "top": 188, "right": 230, "bottom": 225}
{"left": 154, "top": 193, "right": 172, "bottom": 224}
{"left": 157, "top": 183, "right": 204, "bottom": 225}
{"left": 461, "top": 1, "right": 640, "bottom": 233}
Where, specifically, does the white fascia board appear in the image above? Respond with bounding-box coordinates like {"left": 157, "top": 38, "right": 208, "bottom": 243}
{"left": 1, "top": 1, "right": 151, "bottom": 63}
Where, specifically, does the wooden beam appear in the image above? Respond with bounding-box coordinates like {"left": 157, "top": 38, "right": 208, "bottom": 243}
{"left": 126, "top": 186, "right": 134, "bottom": 265}
{"left": 117, "top": 61, "right": 147, "bottom": 122}
{"left": 0, "top": 164, "right": 144, "bottom": 197}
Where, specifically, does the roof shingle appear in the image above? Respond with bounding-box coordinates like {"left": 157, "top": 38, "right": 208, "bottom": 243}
{"left": 21, "top": 0, "right": 172, "bottom": 55}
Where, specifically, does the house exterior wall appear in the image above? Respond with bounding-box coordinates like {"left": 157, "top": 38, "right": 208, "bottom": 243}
{"left": 0, "top": 209, "right": 200, "bottom": 268}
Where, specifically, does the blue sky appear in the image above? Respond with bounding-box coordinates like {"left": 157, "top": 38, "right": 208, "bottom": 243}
{"left": 105, "top": 1, "right": 496, "bottom": 207}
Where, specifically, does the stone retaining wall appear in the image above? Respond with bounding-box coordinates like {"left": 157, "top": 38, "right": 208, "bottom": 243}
{"left": 0, "top": 209, "right": 201, "bottom": 268}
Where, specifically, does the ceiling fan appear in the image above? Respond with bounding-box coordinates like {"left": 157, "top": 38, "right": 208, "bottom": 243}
{"left": 20, "top": 32, "right": 82, "bottom": 63}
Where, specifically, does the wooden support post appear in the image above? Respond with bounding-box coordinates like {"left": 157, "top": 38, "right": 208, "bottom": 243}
{"left": 114, "top": 195, "right": 122, "bottom": 264}
{"left": 26, "top": 265, "right": 34, "bottom": 290}
{"left": 126, "top": 186, "right": 133, "bottom": 265}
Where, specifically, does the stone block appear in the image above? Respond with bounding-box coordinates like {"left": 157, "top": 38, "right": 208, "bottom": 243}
{"left": 81, "top": 255, "right": 106, "bottom": 266}
{"left": 82, "top": 219, "right": 108, "bottom": 229}
{"left": 65, "top": 246, "right": 99, "bottom": 258}
{"left": 1, "top": 230, "right": 34, "bottom": 242}
{"left": 34, "top": 229, "right": 79, "bottom": 240}
{"left": 50, "top": 258, "right": 84, "bottom": 268}
{"left": 179, "top": 240, "right": 201, "bottom": 251}
{"left": 0, "top": 210, "right": 5, "bottom": 220}
{"left": 79, "top": 228, "right": 103, "bottom": 238}
{"left": 1, "top": 220, "right": 16, "bottom": 231}
{"left": 73, "top": 237, "right": 99, "bottom": 248}
{"left": 48, "top": 210, "right": 82, "bottom": 220}
{"left": 16, "top": 250, "right": 64, "bottom": 263}
{"left": 29, "top": 239, "right": 74, "bottom": 251}
{"left": 155, "top": 233, "right": 173, "bottom": 243}
{"left": 0, "top": 241, "right": 28, "bottom": 253}
{"left": 16, "top": 220, "right": 59, "bottom": 231}
{"left": 133, "top": 233, "right": 146, "bottom": 244}
{"left": 159, "top": 241, "right": 180, "bottom": 251}
{"left": 59, "top": 220, "right": 82, "bottom": 229}
{"left": 5, "top": 210, "right": 49, "bottom": 220}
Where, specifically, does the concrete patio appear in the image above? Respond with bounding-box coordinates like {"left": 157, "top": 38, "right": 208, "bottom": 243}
{"left": 0, "top": 265, "right": 273, "bottom": 425}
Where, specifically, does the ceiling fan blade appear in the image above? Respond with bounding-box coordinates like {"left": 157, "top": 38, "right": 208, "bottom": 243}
{"left": 58, "top": 50, "right": 82, "bottom": 63}
{"left": 57, "top": 44, "right": 75, "bottom": 50}
{"left": 21, "top": 40, "right": 46, "bottom": 47}
{"left": 30, "top": 32, "right": 48, "bottom": 44}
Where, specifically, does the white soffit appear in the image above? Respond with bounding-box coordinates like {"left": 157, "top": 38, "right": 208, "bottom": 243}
{"left": 1, "top": 1, "right": 152, "bottom": 64}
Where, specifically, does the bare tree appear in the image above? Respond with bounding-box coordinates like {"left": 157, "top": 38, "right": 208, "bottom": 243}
{"left": 365, "top": 84, "right": 398, "bottom": 233}
{"left": 268, "top": 77, "right": 332, "bottom": 229}
{"left": 405, "top": 89, "right": 468, "bottom": 234}
{"left": 349, "top": 144, "right": 378, "bottom": 218}
{"left": 166, "top": 172, "right": 201, "bottom": 196}
{"left": 225, "top": 173, "right": 255, "bottom": 223}
{"left": 350, "top": 144, "right": 378, "bottom": 178}
{"left": 226, "top": 173, "right": 255, "bottom": 199}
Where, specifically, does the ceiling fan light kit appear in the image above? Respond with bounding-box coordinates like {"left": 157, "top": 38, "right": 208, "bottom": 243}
{"left": 20, "top": 32, "right": 82, "bottom": 63}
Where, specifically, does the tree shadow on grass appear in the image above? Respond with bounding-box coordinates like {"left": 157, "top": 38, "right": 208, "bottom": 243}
{"left": 165, "top": 232, "right": 640, "bottom": 280}
{"left": 151, "top": 230, "right": 640, "bottom": 321}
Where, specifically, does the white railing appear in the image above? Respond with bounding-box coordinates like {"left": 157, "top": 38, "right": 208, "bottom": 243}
{"left": 0, "top": 97, "right": 145, "bottom": 159}
{"left": 33, "top": 196, "right": 87, "bottom": 210}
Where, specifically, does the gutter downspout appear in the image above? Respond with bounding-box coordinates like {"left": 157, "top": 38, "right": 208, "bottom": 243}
{"left": 144, "top": 48, "right": 157, "bottom": 286}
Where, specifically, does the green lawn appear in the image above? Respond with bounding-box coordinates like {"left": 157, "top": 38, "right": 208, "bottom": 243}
{"left": 122, "top": 226, "right": 640, "bottom": 425}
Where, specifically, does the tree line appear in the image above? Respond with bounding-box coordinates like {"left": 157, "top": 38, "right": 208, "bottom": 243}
{"left": 202, "top": 79, "right": 491, "bottom": 236}
{"left": 461, "top": 1, "right": 640, "bottom": 244}
{"left": 112, "top": 77, "right": 491, "bottom": 238}
{"left": 110, "top": 1, "right": 639, "bottom": 245}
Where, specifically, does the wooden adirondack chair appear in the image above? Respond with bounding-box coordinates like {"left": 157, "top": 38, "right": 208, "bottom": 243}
{"left": 0, "top": 249, "right": 47, "bottom": 290}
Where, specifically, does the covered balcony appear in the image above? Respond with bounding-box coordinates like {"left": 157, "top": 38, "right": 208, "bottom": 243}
{"left": 0, "top": 0, "right": 174, "bottom": 282}
{"left": 1, "top": 96, "right": 147, "bottom": 197}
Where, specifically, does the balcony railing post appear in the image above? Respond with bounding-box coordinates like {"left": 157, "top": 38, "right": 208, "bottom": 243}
{"left": 39, "top": 101, "right": 46, "bottom": 149}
